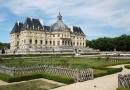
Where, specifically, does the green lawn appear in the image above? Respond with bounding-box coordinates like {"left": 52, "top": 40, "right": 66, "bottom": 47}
{"left": 0, "top": 80, "right": 60, "bottom": 90}
{"left": 0, "top": 57, "right": 130, "bottom": 69}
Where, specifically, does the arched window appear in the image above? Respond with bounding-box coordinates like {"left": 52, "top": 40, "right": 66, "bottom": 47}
{"left": 46, "top": 40, "right": 47, "bottom": 45}
{"left": 53, "top": 41, "right": 55, "bottom": 45}
{"left": 24, "top": 39, "right": 26, "bottom": 44}
{"left": 40, "top": 40, "right": 42, "bottom": 44}
{"left": 35, "top": 40, "right": 37, "bottom": 44}
{"left": 30, "top": 39, "right": 32, "bottom": 44}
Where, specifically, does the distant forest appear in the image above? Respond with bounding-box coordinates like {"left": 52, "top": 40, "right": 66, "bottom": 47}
{"left": 86, "top": 34, "right": 130, "bottom": 51}
{"left": 0, "top": 42, "right": 10, "bottom": 49}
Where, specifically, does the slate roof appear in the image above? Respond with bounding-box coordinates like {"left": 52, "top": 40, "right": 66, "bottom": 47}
{"left": 44, "top": 25, "right": 51, "bottom": 31}
{"left": 73, "top": 26, "right": 85, "bottom": 35}
{"left": 10, "top": 16, "right": 85, "bottom": 36}
{"left": 21, "top": 17, "right": 43, "bottom": 30}
{"left": 10, "top": 22, "right": 23, "bottom": 33}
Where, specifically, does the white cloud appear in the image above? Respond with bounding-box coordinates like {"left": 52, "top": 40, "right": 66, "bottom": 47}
{"left": 1, "top": 0, "right": 130, "bottom": 39}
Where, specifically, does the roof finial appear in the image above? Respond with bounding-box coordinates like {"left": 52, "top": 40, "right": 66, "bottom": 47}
{"left": 57, "top": 5, "right": 62, "bottom": 21}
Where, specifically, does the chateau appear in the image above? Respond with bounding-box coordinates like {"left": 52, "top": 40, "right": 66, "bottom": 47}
{"left": 10, "top": 12, "right": 86, "bottom": 53}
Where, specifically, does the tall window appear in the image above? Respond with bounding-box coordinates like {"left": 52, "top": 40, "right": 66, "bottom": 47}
{"left": 53, "top": 41, "right": 55, "bottom": 45}
{"left": 35, "top": 40, "right": 37, "bottom": 44}
{"left": 46, "top": 40, "right": 47, "bottom": 45}
{"left": 24, "top": 39, "right": 26, "bottom": 44}
{"left": 50, "top": 41, "right": 52, "bottom": 45}
{"left": 58, "top": 34, "right": 60, "bottom": 37}
{"left": 17, "top": 41, "right": 19, "bottom": 45}
{"left": 30, "top": 39, "right": 32, "bottom": 44}
{"left": 40, "top": 40, "right": 42, "bottom": 44}
{"left": 57, "top": 41, "right": 60, "bottom": 45}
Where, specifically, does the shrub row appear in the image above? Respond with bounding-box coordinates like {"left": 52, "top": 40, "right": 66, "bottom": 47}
{"left": 117, "top": 87, "right": 130, "bottom": 90}
{"left": 125, "top": 65, "right": 130, "bottom": 69}
{"left": 81, "top": 53, "right": 100, "bottom": 55}
{"left": 42, "top": 73, "right": 74, "bottom": 84}
{"left": 8, "top": 73, "right": 42, "bottom": 83}
{"left": 0, "top": 72, "right": 74, "bottom": 84}
{"left": 0, "top": 53, "right": 75, "bottom": 58}
{"left": 94, "top": 70, "right": 108, "bottom": 78}
{"left": 93, "top": 67, "right": 123, "bottom": 78}
{"left": 98, "top": 67, "right": 123, "bottom": 75}
{"left": 0, "top": 72, "right": 12, "bottom": 82}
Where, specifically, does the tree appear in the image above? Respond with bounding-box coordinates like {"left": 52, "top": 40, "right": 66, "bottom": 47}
{"left": 86, "top": 34, "right": 130, "bottom": 51}
{"left": 1, "top": 48, "right": 5, "bottom": 54}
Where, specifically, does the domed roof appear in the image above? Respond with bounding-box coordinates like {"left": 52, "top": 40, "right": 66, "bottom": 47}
{"left": 51, "top": 12, "right": 69, "bottom": 32}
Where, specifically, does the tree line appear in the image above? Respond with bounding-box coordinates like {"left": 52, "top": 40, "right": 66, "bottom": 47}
{"left": 86, "top": 34, "right": 130, "bottom": 51}
{"left": 0, "top": 42, "right": 10, "bottom": 50}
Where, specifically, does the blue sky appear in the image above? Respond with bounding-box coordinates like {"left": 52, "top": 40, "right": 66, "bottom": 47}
{"left": 0, "top": 0, "right": 130, "bottom": 43}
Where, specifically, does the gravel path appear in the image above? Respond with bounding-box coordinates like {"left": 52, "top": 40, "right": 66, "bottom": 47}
{"left": 51, "top": 64, "right": 130, "bottom": 90}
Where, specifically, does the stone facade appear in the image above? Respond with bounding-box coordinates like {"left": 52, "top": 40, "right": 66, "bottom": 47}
{"left": 10, "top": 12, "right": 86, "bottom": 53}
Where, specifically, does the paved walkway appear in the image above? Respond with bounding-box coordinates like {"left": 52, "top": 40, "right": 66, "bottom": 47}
{"left": 51, "top": 64, "right": 130, "bottom": 90}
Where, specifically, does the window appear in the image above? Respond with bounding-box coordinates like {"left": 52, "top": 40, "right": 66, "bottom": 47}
{"left": 53, "top": 34, "right": 55, "bottom": 37}
{"left": 53, "top": 41, "right": 55, "bottom": 45}
{"left": 77, "top": 42, "right": 78, "bottom": 46}
{"left": 58, "top": 41, "right": 60, "bottom": 45}
{"left": 40, "top": 40, "right": 42, "bottom": 44}
{"left": 58, "top": 34, "right": 60, "bottom": 37}
{"left": 50, "top": 41, "right": 52, "bottom": 45}
{"left": 30, "top": 39, "right": 32, "bottom": 44}
{"left": 24, "top": 39, "right": 26, "bottom": 44}
{"left": 46, "top": 40, "right": 47, "bottom": 45}
{"left": 35, "top": 40, "right": 37, "bottom": 44}
{"left": 17, "top": 41, "right": 19, "bottom": 45}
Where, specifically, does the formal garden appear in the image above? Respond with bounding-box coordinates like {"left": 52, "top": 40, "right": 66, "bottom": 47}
{"left": 0, "top": 54, "right": 130, "bottom": 90}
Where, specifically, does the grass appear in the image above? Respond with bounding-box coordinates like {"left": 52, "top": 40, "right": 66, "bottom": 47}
{"left": 1, "top": 57, "right": 130, "bottom": 69}
{"left": 0, "top": 80, "right": 60, "bottom": 90}
{"left": 117, "top": 87, "right": 130, "bottom": 90}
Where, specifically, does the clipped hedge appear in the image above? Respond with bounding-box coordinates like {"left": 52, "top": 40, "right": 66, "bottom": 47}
{"left": 98, "top": 67, "right": 123, "bottom": 75}
{"left": 117, "top": 87, "right": 130, "bottom": 90}
{"left": 125, "top": 65, "right": 130, "bottom": 69}
{"left": 93, "top": 67, "right": 123, "bottom": 78}
{"left": 0, "top": 53, "right": 75, "bottom": 58}
{"left": 94, "top": 70, "right": 108, "bottom": 78}
{"left": 8, "top": 73, "right": 42, "bottom": 83}
{"left": 0, "top": 72, "right": 12, "bottom": 82}
{"left": 42, "top": 73, "right": 74, "bottom": 84}
{"left": 0, "top": 72, "right": 74, "bottom": 84}
{"left": 81, "top": 53, "right": 100, "bottom": 55}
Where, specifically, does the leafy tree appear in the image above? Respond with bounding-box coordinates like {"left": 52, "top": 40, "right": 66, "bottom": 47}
{"left": 86, "top": 34, "right": 130, "bottom": 51}
{"left": 1, "top": 48, "right": 5, "bottom": 54}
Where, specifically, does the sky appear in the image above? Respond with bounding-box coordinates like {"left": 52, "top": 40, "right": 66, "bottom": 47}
{"left": 0, "top": 0, "right": 130, "bottom": 43}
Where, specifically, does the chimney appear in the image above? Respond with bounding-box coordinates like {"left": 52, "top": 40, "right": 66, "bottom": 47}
{"left": 70, "top": 25, "right": 73, "bottom": 33}
{"left": 39, "top": 18, "right": 43, "bottom": 26}
{"left": 17, "top": 21, "right": 19, "bottom": 26}
{"left": 30, "top": 16, "right": 33, "bottom": 21}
